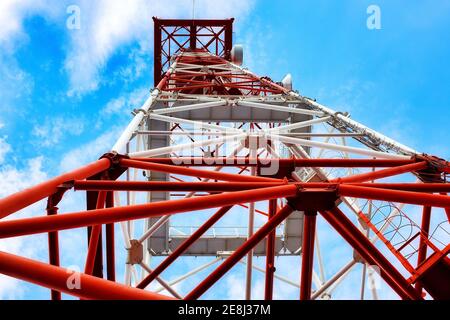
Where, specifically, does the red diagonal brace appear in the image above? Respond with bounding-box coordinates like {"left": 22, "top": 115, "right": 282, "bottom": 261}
{"left": 338, "top": 185, "right": 450, "bottom": 208}
{"left": 0, "top": 251, "right": 173, "bottom": 300}
{"left": 120, "top": 158, "right": 282, "bottom": 183}
{"left": 300, "top": 210, "right": 317, "bottom": 300}
{"left": 320, "top": 207, "right": 422, "bottom": 300}
{"left": 85, "top": 191, "right": 107, "bottom": 275}
{"left": 264, "top": 199, "right": 277, "bottom": 300}
{"left": 185, "top": 204, "right": 295, "bottom": 300}
{"left": 332, "top": 161, "right": 428, "bottom": 183}
{"left": 137, "top": 206, "right": 233, "bottom": 289}
{"left": 0, "top": 158, "right": 110, "bottom": 219}
{"left": 0, "top": 185, "right": 299, "bottom": 238}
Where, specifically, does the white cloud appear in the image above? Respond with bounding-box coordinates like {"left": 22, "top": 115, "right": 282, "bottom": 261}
{"left": 0, "top": 156, "right": 48, "bottom": 201}
{"left": 112, "top": 43, "right": 150, "bottom": 85}
{"left": 0, "top": 0, "right": 61, "bottom": 49}
{"left": 101, "top": 87, "right": 149, "bottom": 117}
{"left": 64, "top": 0, "right": 255, "bottom": 96}
{"left": 0, "top": 53, "right": 34, "bottom": 115}
{"left": 32, "top": 116, "right": 85, "bottom": 147}
{"left": 0, "top": 136, "right": 12, "bottom": 164}
{"left": 59, "top": 127, "right": 121, "bottom": 173}
{"left": 0, "top": 155, "right": 49, "bottom": 299}
{"left": 0, "top": 0, "right": 256, "bottom": 96}
{"left": 95, "top": 85, "right": 153, "bottom": 130}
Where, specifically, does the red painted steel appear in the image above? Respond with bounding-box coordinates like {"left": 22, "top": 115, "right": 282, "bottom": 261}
{"left": 74, "top": 180, "right": 450, "bottom": 193}
{"left": 0, "top": 251, "right": 173, "bottom": 300}
{"left": 415, "top": 206, "right": 432, "bottom": 294}
{"left": 0, "top": 185, "right": 299, "bottom": 238}
{"left": 105, "top": 192, "right": 115, "bottom": 282}
{"left": 331, "top": 161, "right": 428, "bottom": 183}
{"left": 46, "top": 204, "right": 61, "bottom": 300}
{"left": 153, "top": 18, "right": 234, "bottom": 86}
{"left": 0, "top": 158, "right": 110, "bottom": 219}
{"left": 320, "top": 207, "right": 422, "bottom": 300}
{"left": 264, "top": 199, "right": 277, "bottom": 300}
{"left": 130, "top": 157, "right": 417, "bottom": 167}
{"left": 74, "top": 180, "right": 284, "bottom": 192}
{"left": 85, "top": 191, "right": 107, "bottom": 275}
{"left": 185, "top": 204, "right": 295, "bottom": 300}
{"left": 137, "top": 206, "right": 233, "bottom": 289}
{"left": 338, "top": 185, "right": 450, "bottom": 208}
{"left": 120, "top": 158, "right": 282, "bottom": 182}
{"left": 0, "top": 18, "right": 448, "bottom": 301}
{"left": 300, "top": 211, "right": 317, "bottom": 300}
{"left": 439, "top": 192, "right": 450, "bottom": 221}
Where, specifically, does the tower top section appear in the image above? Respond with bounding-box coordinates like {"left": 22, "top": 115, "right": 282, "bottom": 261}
{"left": 153, "top": 17, "right": 234, "bottom": 86}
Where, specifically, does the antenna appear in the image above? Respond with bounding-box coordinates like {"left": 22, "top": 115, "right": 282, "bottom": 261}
{"left": 192, "top": 0, "right": 196, "bottom": 19}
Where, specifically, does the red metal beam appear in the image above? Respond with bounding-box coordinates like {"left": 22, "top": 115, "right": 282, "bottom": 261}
{"left": 0, "top": 158, "right": 110, "bottom": 219}
{"left": 130, "top": 157, "right": 417, "bottom": 167}
{"left": 105, "top": 192, "right": 115, "bottom": 282}
{"left": 264, "top": 199, "right": 277, "bottom": 300}
{"left": 153, "top": 18, "right": 234, "bottom": 86}
{"left": 74, "top": 180, "right": 283, "bottom": 192}
{"left": 415, "top": 206, "right": 432, "bottom": 294}
{"left": 300, "top": 210, "right": 317, "bottom": 300}
{"left": 185, "top": 204, "right": 295, "bottom": 300}
{"left": 46, "top": 204, "right": 61, "bottom": 300}
{"left": 0, "top": 185, "right": 299, "bottom": 239}
{"left": 120, "top": 158, "right": 282, "bottom": 182}
{"left": 74, "top": 180, "right": 450, "bottom": 193}
{"left": 332, "top": 161, "right": 428, "bottom": 183}
{"left": 320, "top": 207, "right": 422, "bottom": 300}
{"left": 439, "top": 192, "right": 450, "bottom": 221}
{"left": 137, "top": 206, "right": 233, "bottom": 289}
{"left": 349, "top": 183, "right": 450, "bottom": 192}
{"left": 338, "top": 185, "right": 450, "bottom": 208}
{"left": 85, "top": 191, "right": 107, "bottom": 275}
{"left": 0, "top": 251, "right": 173, "bottom": 300}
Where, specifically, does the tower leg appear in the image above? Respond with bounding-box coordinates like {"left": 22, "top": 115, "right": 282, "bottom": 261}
{"left": 264, "top": 199, "right": 277, "bottom": 300}
{"left": 300, "top": 210, "right": 317, "bottom": 300}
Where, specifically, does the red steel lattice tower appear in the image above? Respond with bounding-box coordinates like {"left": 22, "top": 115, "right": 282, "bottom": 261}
{"left": 0, "top": 18, "right": 449, "bottom": 300}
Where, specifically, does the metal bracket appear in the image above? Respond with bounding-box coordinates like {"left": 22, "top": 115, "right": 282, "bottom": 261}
{"left": 287, "top": 188, "right": 339, "bottom": 211}
{"left": 126, "top": 240, "right": 144, "bottom": 265}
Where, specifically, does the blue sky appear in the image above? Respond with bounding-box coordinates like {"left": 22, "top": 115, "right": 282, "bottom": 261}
{"left": 0, "top": 0, "right": 449, "bottom": 300}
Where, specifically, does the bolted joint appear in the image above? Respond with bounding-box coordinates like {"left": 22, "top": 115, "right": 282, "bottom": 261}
{"left": 287, "top": 187, "right": 338, "bottom": 211}
{"left": 126, "top": 240, "right": 143, "bottom": 265}
{"left": 357, "top": 213, "right": 370, "bottom": 230}
{"left": 100, "top": 152, "right": 130, "bottom": 170}
{"left": 46, "top": 183, "right": 72, "bottom": 210}
{"left": 98, "top": 153, "right": 129, "bottom": 181}
{"left": 413, "top": 154, "right": 447, "bottom": 183}
{"left": 131, "top": 108, "right": 148, "bottom": 116}
{"left": 353, "top": 250, "right": 365, "bottom": 264}
{"left": 417, "top": 154, "right": 450, "bottom": 176}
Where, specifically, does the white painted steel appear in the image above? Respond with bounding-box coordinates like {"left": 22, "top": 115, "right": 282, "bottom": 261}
{"left": 153, "top": 100, "right": 226, "bottom": 115}
{"left": 237, "top": 100, "right": 324, "bottom": 116}
{"left": 148, "top": 113, "right": 242, "bottom": 133}
{"left": 111, "top": 62, "right": 178, "bottom": 153}
{"left": 129, "top": 133, "right": 247, "bottom": 158}
{"left": 270, "top": 134, "right": 411, "bottom": 159}
{"left": 139, "top": 262, "right": 182, "bottom": 299}
{"left": 265, "top": 116, "right": 332, "bottom": 133}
